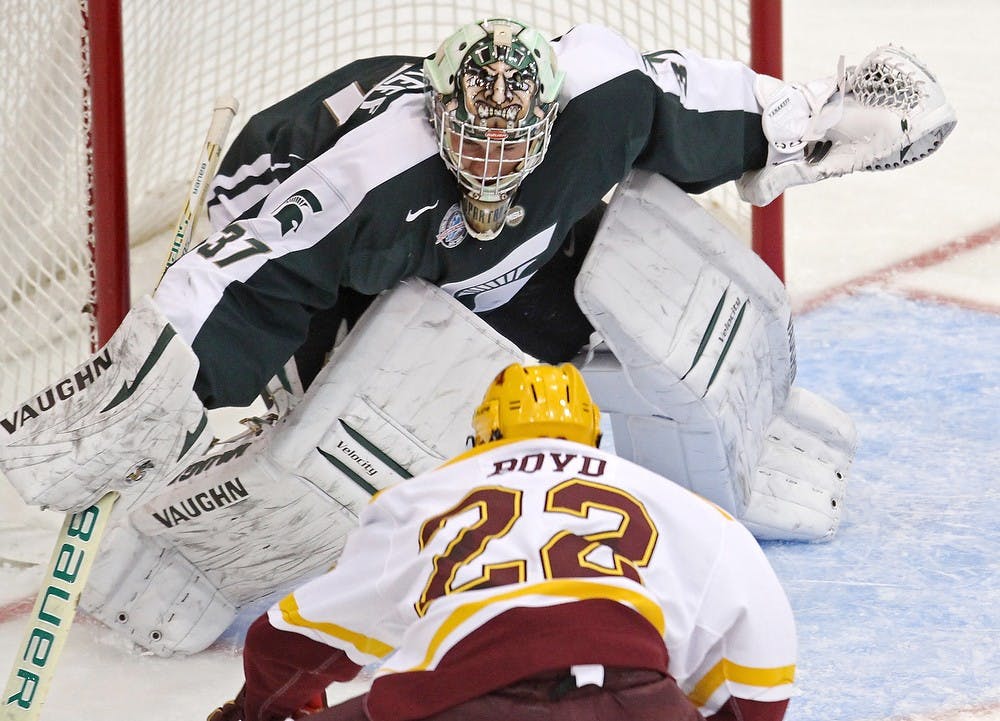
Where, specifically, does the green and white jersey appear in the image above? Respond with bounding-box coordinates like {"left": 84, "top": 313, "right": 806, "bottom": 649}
{"left": 156, "top": 24, "right": 769, "bottom": 408}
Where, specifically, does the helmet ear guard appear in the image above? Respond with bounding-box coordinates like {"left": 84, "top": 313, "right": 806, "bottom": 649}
{"left": 471, "top": 363, "right": 602, "bottom": 447}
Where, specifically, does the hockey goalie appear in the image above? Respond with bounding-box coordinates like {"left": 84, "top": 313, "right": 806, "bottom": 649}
{"left": 0, "top": 19, "right": 954, "bottom": 657}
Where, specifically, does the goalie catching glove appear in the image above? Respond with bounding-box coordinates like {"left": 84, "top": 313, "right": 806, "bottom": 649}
{"left": 738, "top": 45, "right": 957, "bottom": 205}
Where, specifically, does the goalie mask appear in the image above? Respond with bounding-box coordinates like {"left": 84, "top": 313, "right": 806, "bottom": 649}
{"left": 472, "top": 363, "right": 602, "bottom": 447}
{"left": 424, "top": 18, "right": 565, "bottom": 240}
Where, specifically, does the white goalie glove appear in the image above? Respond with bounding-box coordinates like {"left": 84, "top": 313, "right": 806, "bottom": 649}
{"left": 737, "top": 45, "right": 957, "bottom": 205}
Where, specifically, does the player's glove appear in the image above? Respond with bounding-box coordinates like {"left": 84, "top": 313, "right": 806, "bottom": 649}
{"left": 206, "top": 686, "right": 328, "bottom": 721}
{"left": 207, "top": 686, "right": 246, "bottom": 721}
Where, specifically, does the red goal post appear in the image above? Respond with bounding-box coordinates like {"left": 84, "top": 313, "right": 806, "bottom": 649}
{"left": 0, "top": 0, "right": 783, "bottom": 417}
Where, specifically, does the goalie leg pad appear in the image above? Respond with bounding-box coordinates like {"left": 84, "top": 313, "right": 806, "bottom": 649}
{"left": 575, "top": 170, "right": 856, "bottom": 541}
{"left": 85, "top": 278, "right": 528, "bottom": 654}
{"left": 269, "top": 277, "right": 529, "bottom": 482}
{"left": 612, "top": 412, "right": 740, "bottom": 513}
{"left": 82, "top": 520, "right": 237, "bottom": 656}
{"left": 578, "top": 350, "right": 742, "bottom": 512}
{"left": 575, "top": 169, "right": 793, "bottom": 506}
{"left": 0, "top": 295, "right": 212, "bottom": 512}
{"left": 127, "top": 426, "right": 363, "bottom": 611}
{"left": 743, "top": 388, "right": 858, "bottom": 541}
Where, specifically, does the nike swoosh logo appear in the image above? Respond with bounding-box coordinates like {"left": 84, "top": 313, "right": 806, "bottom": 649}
{"left": 405, "top": 200, "right": 439, "bottom": 222}
{"left": 102, "top": 326, "right": 177, "bottom": 412}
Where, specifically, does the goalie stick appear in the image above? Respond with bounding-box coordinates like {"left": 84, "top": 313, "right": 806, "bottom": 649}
{"left": 0, "top": 498, "right": 116, "bottom": 719}
{"left": 159, "top": 97, "right": 240, "bottom": 282}
{"left": 0, "top": 97, "right": 239, "bottom": 721}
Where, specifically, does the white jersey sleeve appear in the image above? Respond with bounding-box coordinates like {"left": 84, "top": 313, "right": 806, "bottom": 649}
{"left": 676, "top": 520, "right": 797, "bottom": 714}
{"left": 266, "top": 496, "right": 402, "bottom": 668}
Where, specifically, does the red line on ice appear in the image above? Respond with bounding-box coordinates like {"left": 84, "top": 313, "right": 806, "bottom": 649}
{"left": 0, "top": 597, "right": 34, "bottom": 623}
{"left": 796, "top": 221, "right": 1000, "bottom": 315}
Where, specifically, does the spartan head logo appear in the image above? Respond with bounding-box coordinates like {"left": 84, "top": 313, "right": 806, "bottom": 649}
{"left": 274, "top": 189, "right": 323, "bottom": 236}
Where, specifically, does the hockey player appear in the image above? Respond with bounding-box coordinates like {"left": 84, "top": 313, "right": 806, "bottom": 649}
{"left": 172, "top": 17, "right": 955, "bottom": 407}
{"left": 206, "top": 363, "right": 797, "bottom": 721}
{"left": 0, "top": 18, "right": 955, "bottom": 656}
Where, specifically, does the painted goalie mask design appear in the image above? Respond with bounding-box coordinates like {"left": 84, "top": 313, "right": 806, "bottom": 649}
{"left": 424, "top": 18, "right": 565, "bottom": 240}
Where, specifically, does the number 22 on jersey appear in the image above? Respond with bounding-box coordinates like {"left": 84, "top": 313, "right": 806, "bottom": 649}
{"left": 415, "top": 478, "right": 658, "bottom": 616}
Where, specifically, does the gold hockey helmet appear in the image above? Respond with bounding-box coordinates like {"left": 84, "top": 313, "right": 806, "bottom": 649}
{"left": 472, "top": 363, "right": 601, "bottom": 447}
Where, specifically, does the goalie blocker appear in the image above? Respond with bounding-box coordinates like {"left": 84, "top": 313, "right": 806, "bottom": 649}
{"left": 0, "top": 295, "right": 212, "bottom": 513}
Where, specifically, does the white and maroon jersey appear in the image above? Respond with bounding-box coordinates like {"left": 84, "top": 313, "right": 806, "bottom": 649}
{"left": 154, "top": 23, "right": 769, "bottom": 408}
{"left": 268, "top": 437, "right": 795, "bottom": 718}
